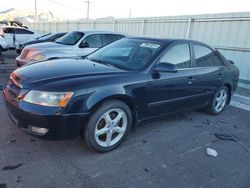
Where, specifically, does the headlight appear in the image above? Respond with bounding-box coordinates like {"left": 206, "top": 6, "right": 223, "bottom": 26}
{"left": 23, "top": 91, "right": 74, "bottom": 107}
{"left": 25, "top": 50, "right": 45, "bottom": 61}
{"left": 30, "top": 54, "right": 45, "bottom": 61}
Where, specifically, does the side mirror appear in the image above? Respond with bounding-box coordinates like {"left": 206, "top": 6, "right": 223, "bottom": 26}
{"left": 79, "top": 42, "right": 89, "bottom": 48}
{"left": 228, "top": 60, "right": 234, "bottom": 64}
{"left": 154, "top": 63, "right": 178, "bottom": 73}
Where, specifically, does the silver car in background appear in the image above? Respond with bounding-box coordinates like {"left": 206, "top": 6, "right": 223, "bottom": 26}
{"left": 16, "top": 30, "right": 126, "bottom": 67}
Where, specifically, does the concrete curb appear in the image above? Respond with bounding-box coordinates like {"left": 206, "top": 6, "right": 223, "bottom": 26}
{"left": 230, "top": 94, "right": 250, "bottom": 111}
{"left": 232, "top": 94, "right": 250, "bottom": 106}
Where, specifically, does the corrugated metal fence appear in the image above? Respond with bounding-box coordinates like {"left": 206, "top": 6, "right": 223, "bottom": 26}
{"left": 27, "top": 12, "right": 250, "bottom": 89}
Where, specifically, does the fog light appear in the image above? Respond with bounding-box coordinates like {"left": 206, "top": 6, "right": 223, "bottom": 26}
{"left": 30, "top": 126, "right": 49, "bottom": 135}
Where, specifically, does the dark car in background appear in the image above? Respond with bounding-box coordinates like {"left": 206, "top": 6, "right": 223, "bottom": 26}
{"left": 0, "top": 20, "right": 28, "bottom": 29}
{"left": 3, "top": 37, "right": 239, "bottom": 152}
{"left": 16, "top": 32, "right": 67, "bottom": 54}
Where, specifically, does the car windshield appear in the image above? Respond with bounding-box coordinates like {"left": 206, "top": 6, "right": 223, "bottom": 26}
{"left": 55, "top": 31, "right": 84, "bottom": 45}
{"left": 87, "top": 38, "right": 163, "bottom": 71}
{"left": 36, "top": 33, "right": 52, "bottom": 40}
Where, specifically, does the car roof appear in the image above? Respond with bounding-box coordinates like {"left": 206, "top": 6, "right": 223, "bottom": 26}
{"left": 125, "top": 36, "right": 209, "bottom": 46}
{"left": 2, "top": 26, "right": 28, "bottom": 29}
{"left": 72, "top": 30, "right": 126, "bottom": 36}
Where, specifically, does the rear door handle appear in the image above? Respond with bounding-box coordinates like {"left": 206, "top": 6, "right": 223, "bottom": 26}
{"left": 188, "top": 76, "right": 195, "bottom": 80}
{"left": 218, "top": 73, "right": 222, "bottom": 80}
{"left": 188, "top": 76, "right": 195, "bottom": 84}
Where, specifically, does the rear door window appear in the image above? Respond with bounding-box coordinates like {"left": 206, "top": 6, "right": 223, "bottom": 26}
{"left": 159, "top": 43, "right": 191, "bottom": 69}
{"left": 213, "top": 54, "right": 224, "bottom": 66}
{"left": 193, "top": 44, "right": 223, "bottom": 67}
{"left": 83, "top": 34, "right": 103, "bottom": 48}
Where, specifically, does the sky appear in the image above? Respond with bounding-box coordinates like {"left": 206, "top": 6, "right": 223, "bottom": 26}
{"left": 1, "top": 0, "right": 250, "bottom": 20}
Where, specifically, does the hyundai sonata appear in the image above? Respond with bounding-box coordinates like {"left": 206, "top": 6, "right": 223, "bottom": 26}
{"left": 3, "top": 37, "right": 239, "bottom": 152}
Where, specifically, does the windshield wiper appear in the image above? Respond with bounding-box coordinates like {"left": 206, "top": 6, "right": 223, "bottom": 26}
{"left": 87, "top": 57, "right": 116, "bottom": 67}
{"left": 86, "top": 57, "right": 128, "bottom": 71}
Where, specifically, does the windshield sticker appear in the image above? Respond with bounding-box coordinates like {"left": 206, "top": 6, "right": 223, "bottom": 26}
{"left": 140, "top": 43, "right": 160, "bottom": 49}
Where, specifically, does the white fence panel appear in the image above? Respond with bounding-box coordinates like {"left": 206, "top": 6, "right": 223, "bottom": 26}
{"left": 28, "top": 12, "right": 250, "bottom": 89}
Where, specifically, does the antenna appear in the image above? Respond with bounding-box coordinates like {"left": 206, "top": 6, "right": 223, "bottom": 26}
{"left": 85, "top": 0, "right": 91, "bottom": 20}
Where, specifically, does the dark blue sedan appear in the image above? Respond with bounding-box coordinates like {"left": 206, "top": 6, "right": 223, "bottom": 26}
{"left": 3, "top": 37, "right": 239, "bottom": 152}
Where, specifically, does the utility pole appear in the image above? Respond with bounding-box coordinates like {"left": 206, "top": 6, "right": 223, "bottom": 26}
{"left": 129, "top": 9, "right": 132, "bottom": 18}
{"left": 34, "top": 0, "right": 38, "bottom": 29}
{"left": 85, "top": 0, "right": 91, "bottom": 20}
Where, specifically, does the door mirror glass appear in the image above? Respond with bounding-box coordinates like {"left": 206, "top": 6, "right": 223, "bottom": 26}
{"left": 79, "top": 42, "right": 89, "bottom": 48}
{"left": 154, "top": 63, "right": 178, "bottom": 73}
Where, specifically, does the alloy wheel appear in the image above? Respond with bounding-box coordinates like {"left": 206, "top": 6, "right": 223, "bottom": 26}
{"left": 214, "top": 89, "right": 228, "bottom": 113}
{"left": 94, "top": 108, "right": 128, "bottom": 147}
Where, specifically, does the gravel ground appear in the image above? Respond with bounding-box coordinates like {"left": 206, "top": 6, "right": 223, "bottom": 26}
{"left": 0, "top": 50, "right": 250, "bottom": 188}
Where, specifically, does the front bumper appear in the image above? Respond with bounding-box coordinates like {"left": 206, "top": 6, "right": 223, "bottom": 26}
{"left": 3, "top": 89, "right": 89, "bottom": 139}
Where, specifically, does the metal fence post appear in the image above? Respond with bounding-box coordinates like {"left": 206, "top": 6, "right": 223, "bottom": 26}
{"left": 141, "top": 19, "right": 145, "bottom": 36}
{"left": 55, "top": 22, "right": 57, "bottom": 32}
{"left": 76, "top": 22, "right": 79, "bottom": 30}
{"left": 113, "top": 20, "right": 116, "bottom": 31}
{"left": 49, "top": 22, "right": 51, "bottom": 33}
{"left": 66, "top": 22, "right": 69, "bottom": 32}
{"left": 42, "top": 22, "right": 45, "bottom": 33}
{"left": 186, "top": 18, "right": 193, "bottom": 39}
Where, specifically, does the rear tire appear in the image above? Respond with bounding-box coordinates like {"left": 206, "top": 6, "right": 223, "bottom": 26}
{"left": 84, "top": 100, "right": 132, "bottom": 152}
{"left": 208, "top": 86, "right": 229, "bottom": 115}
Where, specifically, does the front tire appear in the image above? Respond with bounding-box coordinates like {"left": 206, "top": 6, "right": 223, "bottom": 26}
{"left": 208, "top": 86, "right": 229, "bottom": 115}
{"left": 84, "top": 100, "right": 132, "bottom": 152}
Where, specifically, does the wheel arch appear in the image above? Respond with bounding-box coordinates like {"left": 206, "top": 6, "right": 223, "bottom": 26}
{"left": 88, "top": 94, "right": 138, "bottom": 126}
{"left": 224, "top": 83, "right": 232, "bottom": 104}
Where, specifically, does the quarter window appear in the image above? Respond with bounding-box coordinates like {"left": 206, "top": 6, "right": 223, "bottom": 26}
{"left": 83, "top": 34, "right": 103, "bottom": 48}
{"left": 159, "top": 43, "right": 191, "bottom": 69}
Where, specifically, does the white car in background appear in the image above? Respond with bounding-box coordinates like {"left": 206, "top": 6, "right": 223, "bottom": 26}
{"left": 0, "top": 26, "right": 9, "bottom": 52}
{"left": 16, "top": 30, "right": 126, "bottom": 67}
{"left": 0, "top": 35, "right": 9, "bottom": 52}
{"left": 2, "top": 26, "right": 42, "bottom": 48}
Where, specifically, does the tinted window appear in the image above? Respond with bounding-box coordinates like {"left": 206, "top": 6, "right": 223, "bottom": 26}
{"left": 193, "top": 44, "right": 215, "bottom": 67}
{"left": 101, "top": 46, "right": 132, "bottom": 57}
{"left": 160, "top": 43, "right": 191, "bottom": 69}
{"left": 82, "top": 34, "right": 103, "bottom": 48}
{"left": 56, "top": 31, "right": 84, "bottom": 45}
{"left": 15, "top": 28, "right": 34, "bottom": 34}
{"left": 53, "top": 33, "right": 66, "bottom": 40}
{"left": 38, "top": 33, "right": 65, "bottom": 41}
{"left": 36, "top": 33, "right": 51, "bottom": 40}
{"left": 213, "top": 54, "right": 224, "bottom": 66}
{"left": 103, "top": 34, "right": 124, "bottom": 46}
{"left": 3, "top": 28, "right": 14, "bottom": 34}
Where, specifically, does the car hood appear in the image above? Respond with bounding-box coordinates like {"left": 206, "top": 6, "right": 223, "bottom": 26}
{"left": 25, "top": 42, "right": 71, "bottom": 51}
{"left": 13, "top": 58, "right": 126, "bottom": 90}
